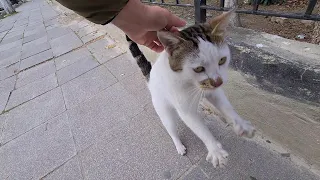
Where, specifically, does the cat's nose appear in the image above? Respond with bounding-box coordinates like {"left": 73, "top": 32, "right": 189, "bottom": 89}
{"left": 210, "top": 77, "right": 223, "bottom": 87}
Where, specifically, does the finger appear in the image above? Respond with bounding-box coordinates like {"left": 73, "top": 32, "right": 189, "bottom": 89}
{"left": 153, "top": 39, "right": 162, "bottom": 46}
{"left": 165, "top": 11, "right": 186, "bottom": 30}
{"left": 169, "top": 26, "right": 180, "bottom": 33}
{"left": 148, "top": 42, "right": 164, "bottom": 53}
{"left": 142, "top": 32, "right": 164, "bottom": 53}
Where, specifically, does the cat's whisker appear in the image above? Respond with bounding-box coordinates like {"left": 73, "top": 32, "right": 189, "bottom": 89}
{"left": 186, "top": 90, "right": 198, "bottom": 113}
{"left": 177, "top": 87, "right": 198, "bottom": 109}
{"left": 188, "top": 88, "right": 202, "bottom": 114}
{"left": 196, "top": 89, "right": 204, "bottom": 115}
{"left": 184, "top": 87, "right": 199, "bottom": 103}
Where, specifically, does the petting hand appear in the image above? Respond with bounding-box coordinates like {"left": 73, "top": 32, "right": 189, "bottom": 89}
{"left": 112, "top": 0, "right": 186, "bottom": 52}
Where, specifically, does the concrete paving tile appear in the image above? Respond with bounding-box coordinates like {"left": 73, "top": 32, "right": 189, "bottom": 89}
{"left": 23, "top": 35, "right": 48, "bottom": 47}
{"left": 0, "top": 87, "right": 66, "bottom": 144}
{"left": 25, "top": 23, "right": 45, "bottom": 32}
{"left": 44, "top": 18, "right": 59, "bottom": 27}
{"left": 46, "top": 25, "right": 59, "bottom": 31}
{"left": 9, "top": 25, "right": 26, "bottom": 33}
{"left": 20, "top": 49, "right": 53, "bottom": 70}
{"left": 42, "top": 156, "right": 83, "bottom": 180}
{"left": 14, "top": 19, "right": 28, "bottom": 27}
{"left": 21, "top": 41, "right": 51, "bottom": 60}
{"left": 0, "top": 113, "right": 76, "bottom": 180}
{"left": 77, "top": 25, "right": 97, "bottom": 37}
{"left": 4, "top": 29, "right": 24, "bottom": 39}
{"left": 142, "top": 105, "right": 210, "bottom": 165}
{"left": 42, "top": 9, "right": 58, "bottom": 20}
{"left": 23, "top": 29, "right": 47, "bottom": 44}
{"left": 0, "top": 34, "right": 23, "bottom": 45}
{"left": 50, "top": 32, "right": 83, "bottom": 57}
{"left": 178, "top": 122, "right": 207, "bottom": 164}
{"left": 180, "top": 166, "right": 209, "bottom": 180}
{"left": 120, "top": 72, "right": 151, "bottom": 106}
{"left": 81, "top": 30, "right": 105, "bottom": 44}
{"left": 87, "top": 37, "right": 124, "bottom": 64}
{"left": 0, "top": 31, "right": 8, "bottom": 40}
{"left": 0, "top": 46, "right": 21, "bottom": 60}
{"left": 69, "top": 20, "right": 90, "bottom": 32}
{"left": 43, "top": 14, "right": 59, "bottom": 22}
{"left": 0, "top": 91, "right": 10, "bottom": 112}
{"left": 0, "top": 53, "right": 20, "bottom": 69}
{"left": 28, "top": 20, "right": 44, "bottom": 27}
{"left": 104, "top": 54, "right": 138, "bottom": 80}
{"left": 54, "top": 47, "right": 91, "bottom": 70}
{"left": 230, "top": 94, "right": 320, "bottom": 167}
{"left": 17, "top": 60, "right": 56, "bottom": 88}
{"left": 67, "top": 83, "right": 144, "bottom": 151}
{"left": 6, "top": 73, "right": 58, "bottom": 110}
{"left": 197, "top": 130, "right": 320, "bottom": 180}
{"left": 0, "top": 39, "right": 22, "bottom": 52}
{"left": 62, "top": 65, "right": 117, "bottom": 109}
{"left": 28, "top": 16, "right": 43, "bottom": 22}
{"left": 47, "top": 27, "right": 72, "bottom": 40}
{"left": 0, "top": 76, "right": 16, "bottom": 93}
{"left": 56, "top": 55, "right": 99, "bottom": 85}
{"left": 0, "top": 25, "right": 13, "bottom": 33}
{"left": 143, "top": 102, "right": 207, "bottom": 164}
{"left": 79, "top": 109, "right": 191, "bottom": 180}
{"left": 0, "top": 62, "right": 19, "bottom": 81}
{"left": 24, "top": 26, "right": 46, "bottom": 37}
{"left": 1, "top": 30, "right": 24, "bottom": 45}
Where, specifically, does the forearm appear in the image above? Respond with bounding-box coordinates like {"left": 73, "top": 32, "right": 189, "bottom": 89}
{"left": 55, "top": 0, "right": 129, "bottom": 25}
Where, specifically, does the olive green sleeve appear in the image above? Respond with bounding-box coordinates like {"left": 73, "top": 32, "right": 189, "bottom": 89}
{"left": 56, "top": 0, "right": 129, "bottom": 25}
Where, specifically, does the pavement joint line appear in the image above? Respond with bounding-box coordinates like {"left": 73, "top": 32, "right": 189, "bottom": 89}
{"left": 39, "top": 155, "right": 77, "bottom": 180}
{"left": 0, "top": 108, "right": 68, "bottom": 148}
{"left": 20, "top": 47, "right": 51, "bottom": 61}
{"left": 19, "top": 56, "right": 54, "bottom": 72}
{"left": 2, "top": 81, "right": 59, "bottom": 114}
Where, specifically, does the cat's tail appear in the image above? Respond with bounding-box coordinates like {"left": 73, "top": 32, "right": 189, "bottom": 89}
{"left": 126, "top": 35, "right": 152, "bottom": 81}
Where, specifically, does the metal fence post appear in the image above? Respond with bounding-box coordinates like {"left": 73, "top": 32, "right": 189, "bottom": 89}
{"left": 194, "top": 0, "right": 206, "bottom": 24}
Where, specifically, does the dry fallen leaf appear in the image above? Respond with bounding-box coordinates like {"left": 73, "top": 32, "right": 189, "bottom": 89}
{"left": 106, "top": 44, "right": 116, "bottom": 49}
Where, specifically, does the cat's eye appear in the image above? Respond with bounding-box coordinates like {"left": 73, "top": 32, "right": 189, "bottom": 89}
{"left": 193, "top": 66, "right": 205, "bottom": 73}
{"left": 219, "top": 57, "right": 227, "bottom": 65}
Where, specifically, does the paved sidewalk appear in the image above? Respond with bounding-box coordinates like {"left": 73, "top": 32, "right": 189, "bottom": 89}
{"left": 0, "top": 0, "right": 319, "bottom": 179}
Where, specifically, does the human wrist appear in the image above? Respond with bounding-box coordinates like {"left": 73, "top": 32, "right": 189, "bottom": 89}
{"left": 111, "top": 0, "right": 148, "bottom": 33}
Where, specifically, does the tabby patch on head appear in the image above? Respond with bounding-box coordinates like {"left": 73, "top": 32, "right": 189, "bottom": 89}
{"left": 157, "top": 8, "right": 235, "bottom": 72}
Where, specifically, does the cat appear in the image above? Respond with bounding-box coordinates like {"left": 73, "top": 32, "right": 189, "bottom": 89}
{"left": 126, "top": 8, "right": 255, "bottom": 168}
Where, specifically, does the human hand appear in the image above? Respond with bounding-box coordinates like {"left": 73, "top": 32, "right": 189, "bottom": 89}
{"left": 112, "top": 0, "right": 186, "bottom": 52}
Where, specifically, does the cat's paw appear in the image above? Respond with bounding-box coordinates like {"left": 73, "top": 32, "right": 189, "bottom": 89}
{"left": 234, "top": 119, "right": 255, "bottom": 138}
{"left": 206, "top": 143, "right": 229, "bottom": 168}
{"left": 176, "top": 143, "right": 187, "bottom": 156}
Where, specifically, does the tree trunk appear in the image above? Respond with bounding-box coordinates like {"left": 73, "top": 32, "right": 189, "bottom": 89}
{"left": 311, "top": 6, "right": 320, "bottom": 45}
{"left": 225, "top": 0, "right": 242, "bottom": 27}
{"left": 0, "top": 0, "right": 15, "bottom": 14}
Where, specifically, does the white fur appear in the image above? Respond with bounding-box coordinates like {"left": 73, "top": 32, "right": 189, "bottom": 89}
{"left": 147, "top": 38, "right": 255, "bottom": 168}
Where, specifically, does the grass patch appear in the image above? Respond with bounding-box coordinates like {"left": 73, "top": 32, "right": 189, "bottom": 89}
{"left": 0, "top": 11, "right": 19, "bottom": 19}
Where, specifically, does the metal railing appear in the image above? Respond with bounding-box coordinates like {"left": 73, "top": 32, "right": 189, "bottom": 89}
{"left": 142, "top": 0, "right": 320, "bottom": 23}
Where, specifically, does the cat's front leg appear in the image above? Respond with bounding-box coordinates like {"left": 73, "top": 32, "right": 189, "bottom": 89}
{"left": 177, "top": 109, "right": 228, "bottom": 167}
{"left": 207, "top": 88, "right": 255, "bottom": 138}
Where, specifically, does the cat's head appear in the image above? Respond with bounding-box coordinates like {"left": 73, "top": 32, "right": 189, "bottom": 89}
{"left": 157, "top": 8, "right": 235, "bottom": 90}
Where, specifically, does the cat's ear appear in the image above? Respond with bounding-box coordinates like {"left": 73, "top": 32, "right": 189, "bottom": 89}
{"left": 209, "top": 7, "right": 236, "bottom": 43}
{"left": 157, "top": 31, "right": 185, "bottom": 56}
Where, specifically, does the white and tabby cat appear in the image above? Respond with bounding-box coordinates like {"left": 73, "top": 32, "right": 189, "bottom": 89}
{"left": 126, "top": 8, "right": 255, "bottom": 168}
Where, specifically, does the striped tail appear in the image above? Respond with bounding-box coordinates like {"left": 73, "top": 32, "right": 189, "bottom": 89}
{"left": 126, "top": 35, "right": 152, "bottom": 81}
